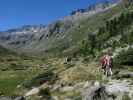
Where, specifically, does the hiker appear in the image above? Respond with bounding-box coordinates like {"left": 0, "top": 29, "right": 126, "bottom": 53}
{"left": 100, "top": 52, "right": 113, "bottom": 76}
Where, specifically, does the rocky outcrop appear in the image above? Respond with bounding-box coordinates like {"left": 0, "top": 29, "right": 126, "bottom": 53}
{"left": 105, "top": 79, "right": 133, "bottom": 99}
{"left": 82, "top": 80, "right": 133, "bottom": 100}
{"left": 114, "top": 71, "right": 133, "bottom": 79}
{"left": 82, "top": 81, "right": 109, "bottom": 100}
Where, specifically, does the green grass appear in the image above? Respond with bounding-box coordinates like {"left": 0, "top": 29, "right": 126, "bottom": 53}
{"left": 0, "top": 74, "right": 23, "bottom": 95}
{"left": 0, "top": 49, "right": 46, "bottom": 96}
{"left": 0, "top": 69, "right": 45, "bottom": 96}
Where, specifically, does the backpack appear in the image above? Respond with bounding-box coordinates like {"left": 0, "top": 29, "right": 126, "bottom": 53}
{"left": 109, "top": 57, "right": 113, "bottom": 68}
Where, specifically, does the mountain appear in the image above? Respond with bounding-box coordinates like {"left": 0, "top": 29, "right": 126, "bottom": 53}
{"left": 0, "top": 0, "right": 123, "bottom": 56}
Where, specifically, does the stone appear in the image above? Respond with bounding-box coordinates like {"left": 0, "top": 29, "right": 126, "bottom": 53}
{"left": 25, "top": 87, "right": 40, "bottom": 97}
{"left": 60, "top": 86, "right": 74, "bottom": 92}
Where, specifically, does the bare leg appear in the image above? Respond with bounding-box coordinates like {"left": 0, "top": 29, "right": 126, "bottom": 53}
{"left": 105, "top": 66, "right": 108, "bottom": 77}
{"left": 109, "top": 68, "right": 113, "bottom": 76}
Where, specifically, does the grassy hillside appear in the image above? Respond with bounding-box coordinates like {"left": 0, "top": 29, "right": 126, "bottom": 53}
{"left": 40, "top": 3, "right": 126, "bottom": 56}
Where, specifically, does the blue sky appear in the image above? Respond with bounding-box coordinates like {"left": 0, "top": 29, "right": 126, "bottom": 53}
{"left": 0, "top": 0, "right": 109, "bottom": 31}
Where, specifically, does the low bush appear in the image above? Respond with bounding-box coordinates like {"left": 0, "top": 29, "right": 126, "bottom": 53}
{"left": 114, "top": 48, "right": 133, "bottom": 66}
{"left": 39, "top": 88, "right": 51, "bottom": 99}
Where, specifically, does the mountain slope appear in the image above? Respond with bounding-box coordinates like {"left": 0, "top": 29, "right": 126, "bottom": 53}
{"left": 0, "top": 1, "right": 124, "bottom": 56}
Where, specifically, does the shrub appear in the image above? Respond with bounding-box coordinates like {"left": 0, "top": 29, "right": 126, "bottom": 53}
{"left": 114, "top": 48, "right": 133, "bottom": 66}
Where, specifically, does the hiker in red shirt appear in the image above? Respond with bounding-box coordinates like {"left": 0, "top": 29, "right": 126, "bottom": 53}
{"left": 100, "top": 52, "right": 113, "bottom": 76}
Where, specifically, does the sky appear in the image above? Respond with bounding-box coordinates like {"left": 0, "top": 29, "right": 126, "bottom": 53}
{"left": 0, "top": 0, "right": 109, "bottom": 31}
